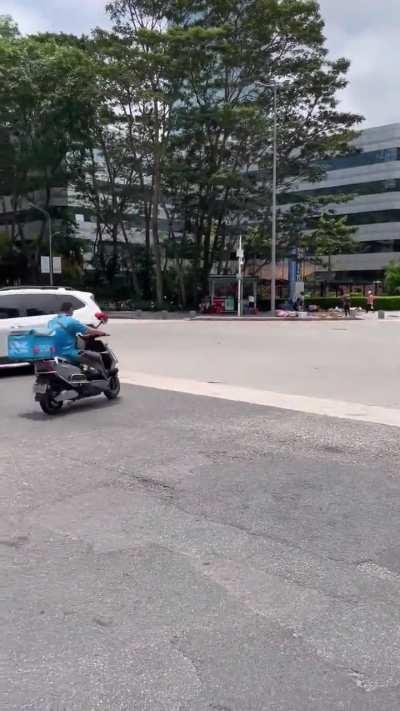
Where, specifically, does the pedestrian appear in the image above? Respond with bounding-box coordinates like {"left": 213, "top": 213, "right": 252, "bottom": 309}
{"left": 248, "top": 294, "right": 256, "bottom": 314}
{"left": 342, "top": 295, "right": 351, "bottom": 318}
{"left": 367, "top": 290, "right": 375, "bottom": 313}
{"left": 295, "top": 292, "right": 305, "bottom": 312}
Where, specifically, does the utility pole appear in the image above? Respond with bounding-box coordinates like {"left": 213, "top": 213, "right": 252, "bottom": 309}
{"left": 28, "top": 201, "right": 53, "bottom": 286}
{"left": 237, "top": 235, "right": 244, "bottom": 318}
{"left": 255, "top": 80, "right": 278, "bottom": 314}
{"left": 271, "top": 82, "right": 278, "bottom": 315}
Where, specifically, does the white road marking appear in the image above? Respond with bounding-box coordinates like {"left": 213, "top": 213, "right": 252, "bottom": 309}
{"left": 121, "top": 370, "right": 400, "bottom": 428}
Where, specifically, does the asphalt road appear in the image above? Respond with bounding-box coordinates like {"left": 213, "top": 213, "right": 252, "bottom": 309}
{"left": 109, "top": 317, "right": 400, "bottom": 409}
{"left": 2, "top": 370, "right": 400, "bottom": 710}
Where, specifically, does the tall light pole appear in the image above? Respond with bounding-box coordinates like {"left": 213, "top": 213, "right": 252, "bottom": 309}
{"left": 271, "top": 82, "right": 278, "bottom": 315}
{"left": 237, "top": 234, "right": 244, "bottom": 318}
{"left": 28, "top": 201, "right": 53, "bottom": 286}
{"left": 256, "top": 81, "right": 278, "bottom": 314}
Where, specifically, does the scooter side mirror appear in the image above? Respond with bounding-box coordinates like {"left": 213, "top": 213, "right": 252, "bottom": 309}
{"left": 95, "top": 311, "right": 109, "bottom": 324}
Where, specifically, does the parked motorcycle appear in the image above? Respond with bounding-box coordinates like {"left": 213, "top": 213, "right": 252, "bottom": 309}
{"left": 33, "top": 316, "right": 120, "bottom": 415}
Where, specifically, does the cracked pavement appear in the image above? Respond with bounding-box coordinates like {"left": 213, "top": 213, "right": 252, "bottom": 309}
{"left": 2, "top": 372, "right": 400, "bottom": 709}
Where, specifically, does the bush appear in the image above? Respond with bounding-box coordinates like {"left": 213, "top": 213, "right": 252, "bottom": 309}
{"left": 305, "top": 296, "right": 400, "bottom": 311}
{"left": 373, "top": 297, "right": 400, "bottom": 310}
{"left": 304, "top": 297, "right": 340, "bottom": 310}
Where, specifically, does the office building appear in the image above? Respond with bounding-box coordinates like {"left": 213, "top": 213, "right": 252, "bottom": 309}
{"left": 289, "top": 123, "right": 400, "bottom": 290}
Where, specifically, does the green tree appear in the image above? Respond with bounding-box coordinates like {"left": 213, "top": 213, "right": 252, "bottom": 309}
{"left": 107, "top": 0, "right": 182, "bottom": 306}
{"left": 384, "top": 261, "right": 400, "bottom": 295}
{"left": 277, "top": 192, "right": 356, "bottom": 262}
{"left": 69, "top": 31, "right": 153, "bottom": 294}
{"left": 307, "top": 212, "right": 357, "bottom": 273}
{"left": 159, "top": 0, "right": 361, "bottom": 300}
{"left": 0, "top": 2, "right": 362, "bottom": 300}
{"left": 0, "top": 231, "right": 29, "bottom": 283}
{"left": 0, "top": 15, "right": 20, "bottom": 39}
{"left": 0, "top": 27, "right": 97, "bottom": 275}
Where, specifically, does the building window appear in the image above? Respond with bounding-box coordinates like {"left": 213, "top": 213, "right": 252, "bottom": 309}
{"left": 281, "top": 178, "right": 400, "bottom": 204}
{"left": 322, "top": 147, "right": 400, "bottom": 171}
{"left": 345, "top": 210, "right": 400, "bottom": 226}
{"left": 359, "top": 240, "right": 400, "bottom": 253}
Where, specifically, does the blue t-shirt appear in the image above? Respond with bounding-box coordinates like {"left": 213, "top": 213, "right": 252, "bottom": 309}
{"left": 48, "top": 314, "right": 89, "bottom": 359}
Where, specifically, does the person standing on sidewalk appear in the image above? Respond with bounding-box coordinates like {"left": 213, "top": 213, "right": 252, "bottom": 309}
{"left": 367, "top": 290, "right": 375, "bottom": 313}
{"left": 248, "top": 294, "right": 256, "bottom": 314}
{"left": 343, "top": 295, "right": 351, "bottom": 318}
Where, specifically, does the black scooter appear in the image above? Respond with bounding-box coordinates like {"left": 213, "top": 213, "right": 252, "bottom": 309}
{"left": 33, "top": 317, "right": 120, "bottom": 415}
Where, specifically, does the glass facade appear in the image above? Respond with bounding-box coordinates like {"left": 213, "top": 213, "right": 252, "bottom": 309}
{"left": 322, "top": 147, "right": 400, "bottom": 171}
{"left": 345, "top": 210, "right": 400, "bottom": 226}
{"left": 282, "top": 179, "right": 400, "bottom": 204}
{"left": 359, "top": 240, "right": 400, "bottom": 253}
{"left": 0, "top": 205, "right": 66, "bottom": 226}
{"left": 285, "top": 136, "right": 400, "bottom": 276}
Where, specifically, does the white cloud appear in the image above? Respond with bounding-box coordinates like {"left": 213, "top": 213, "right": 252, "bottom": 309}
{"left": 0, "top": 2, "right": 46, "bottom": 34}
{"left": 319, "top": 0, "right": 400, "bottom": 127}
{"left": 0, "top": 0, "right": 108, "bottom": 35}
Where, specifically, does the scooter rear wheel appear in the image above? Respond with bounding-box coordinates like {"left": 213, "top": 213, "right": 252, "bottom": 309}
{"left": 105, "top": 375, "right": 121, "bottom": 400}
{"left": 39, "top": 394, "right": 64, "bottom": 415}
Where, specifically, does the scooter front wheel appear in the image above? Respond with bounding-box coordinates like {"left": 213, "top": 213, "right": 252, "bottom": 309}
{"left": 39, "top": 394, "right": 64, "bottom": 415}
{"left": 105, "top": 375, "right": 121, "bottom": 400}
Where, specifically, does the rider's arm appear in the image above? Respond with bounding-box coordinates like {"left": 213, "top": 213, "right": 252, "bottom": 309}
{"left": 84, "top": 326, "right": 107, "bottom": 337}
{"left": 69, "top": 319, "right": 106, "bottom": 338}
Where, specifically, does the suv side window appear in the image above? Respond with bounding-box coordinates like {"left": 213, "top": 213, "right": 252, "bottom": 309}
{"left": 56, "top": 295, "right": 85, "bottom": 312}
{"left": 25, "top": 294, "right": 85, "bottom": 316}
{"left": 0, "top": 294, "right": 24, "bottom": 319}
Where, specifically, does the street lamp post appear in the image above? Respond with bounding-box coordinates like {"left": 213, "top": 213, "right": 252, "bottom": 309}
{"left": 237, "top": 234, "right": 244, "bottom": 318}
{"left": 28, "top": 201, "right": 53, "bottom": 286}
{"left": 257, "top": 80, "right": 278, "bottom": 314}
{"left": 271, "top": 82, "right": 278, "bottom": 315}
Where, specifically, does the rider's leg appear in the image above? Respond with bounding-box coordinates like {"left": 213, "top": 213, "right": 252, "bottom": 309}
{"left": 79, "top": 350, "right": 108, "bottom": 379}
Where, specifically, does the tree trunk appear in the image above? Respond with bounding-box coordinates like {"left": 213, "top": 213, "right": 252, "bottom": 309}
{"left": 192, "top": 213, "right": 205, "bottom": 304}
{"left": 11, "top": 193, "right": 18, "bottom": 245}
{"left": 151, "top": 100, "right": 164, "bottom": 308}
{"left": 120, "top": 222, "right": 142, "bottom": 297}
{"left": 177, "top": 261, "right": 187, "bottom": 307}
{"left": 202, "top": 216, "right": 215, "bottom": 294}
{"left": 143, "top": 201, "right": 152, "bottom": 299}
{"left": 152, "top": 159, "right": 163, "bottom": 307}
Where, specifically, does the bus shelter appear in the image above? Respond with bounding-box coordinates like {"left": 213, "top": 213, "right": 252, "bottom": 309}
{"left": 208, "top": 275, "right": 258, "bottom": 314}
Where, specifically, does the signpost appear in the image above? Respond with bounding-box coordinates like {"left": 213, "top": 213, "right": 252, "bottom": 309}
{"left": 41, "top": 256, "right": 62, "bottom": 275}
{"left": 40, "top": 257, "right": 50, "bottom": 274}
{"left": 53, "top": 257, "right": 62, "bottom": 274}
{"left": 28, "top": 202, "right": 53, "bottom": 286}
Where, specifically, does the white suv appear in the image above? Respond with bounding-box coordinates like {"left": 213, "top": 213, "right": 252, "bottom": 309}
{"left": 0, "top": 287, "right": 103, "bottom": 366}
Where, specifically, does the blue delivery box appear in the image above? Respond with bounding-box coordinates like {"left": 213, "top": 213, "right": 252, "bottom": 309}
{"left": 8, "top": 329, "right": 56, "bottom": 362}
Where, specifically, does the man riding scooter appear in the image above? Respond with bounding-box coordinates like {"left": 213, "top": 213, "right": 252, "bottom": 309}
{"left": 48, "top": 302, "right": 108, "bottom": 378}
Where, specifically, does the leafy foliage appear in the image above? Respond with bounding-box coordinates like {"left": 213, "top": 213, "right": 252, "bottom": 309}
{"left": 0, "top": 2, "right": 362, "bottom": 301}
{"left": 384, "top": 261, "right": 400, "bottom": 296}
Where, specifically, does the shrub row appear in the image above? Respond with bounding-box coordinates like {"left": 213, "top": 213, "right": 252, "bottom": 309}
{"left": 305, "top": 296, "right": 400, "bottom": 311}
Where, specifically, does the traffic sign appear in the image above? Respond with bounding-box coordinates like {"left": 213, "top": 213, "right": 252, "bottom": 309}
{"left": 41, "top": 256, "right": 62, "bottom": 274}
{"left": 41, "top": 256, "right": 50, "bottom": 274}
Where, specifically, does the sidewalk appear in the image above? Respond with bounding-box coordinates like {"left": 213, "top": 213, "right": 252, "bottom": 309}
{"left": 108, "top": 309, "right": 400, "bottom": 322}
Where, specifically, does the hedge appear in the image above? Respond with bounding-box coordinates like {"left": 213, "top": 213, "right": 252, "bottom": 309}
{"left": 305, "top": 296, "right": 400, "bottom": 311}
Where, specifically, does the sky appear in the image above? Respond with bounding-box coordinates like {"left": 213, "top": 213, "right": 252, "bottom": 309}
{"left": 0, "top": 0, "right": 398, "bottom": 128}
